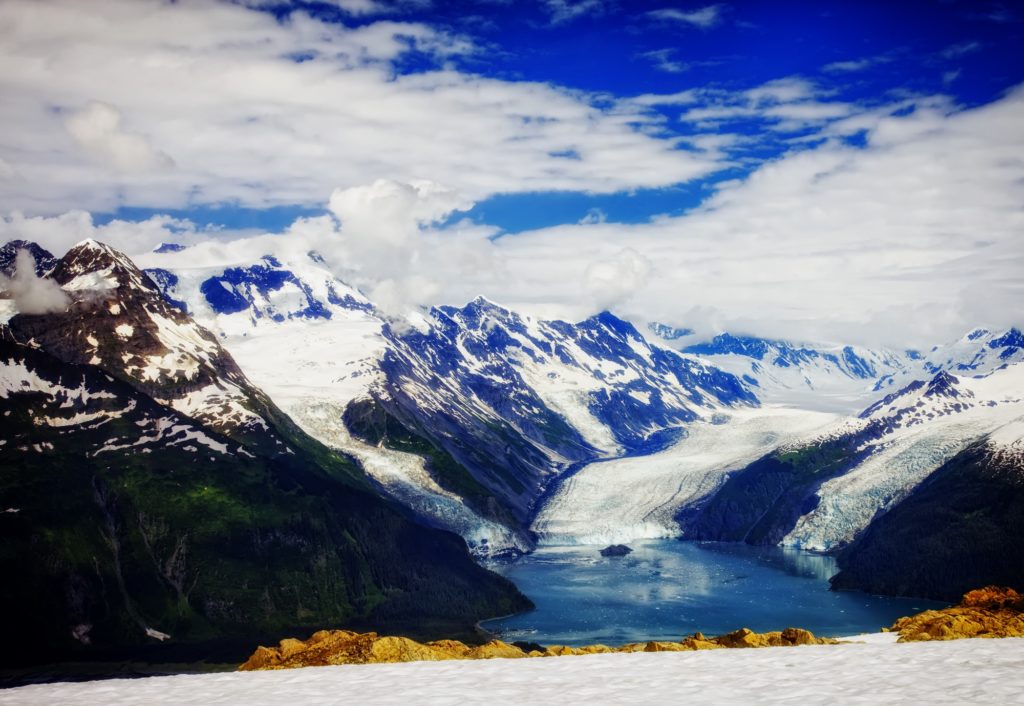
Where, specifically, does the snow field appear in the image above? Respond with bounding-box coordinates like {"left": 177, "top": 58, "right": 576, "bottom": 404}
{"left": 5, "top": 637, "right": 1023, "bottom": 705}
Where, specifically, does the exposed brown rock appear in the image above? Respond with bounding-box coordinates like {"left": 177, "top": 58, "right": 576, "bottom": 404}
{"left": 891, "top": 586, "right": 1024, "bottom": 642}
{"left": 239, "top": 625, "right": 837, "bottom": 671}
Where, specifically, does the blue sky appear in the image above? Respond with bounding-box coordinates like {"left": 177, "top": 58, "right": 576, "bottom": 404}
{"left": 1, "top": 0, "right": 1022, "bottom": 344}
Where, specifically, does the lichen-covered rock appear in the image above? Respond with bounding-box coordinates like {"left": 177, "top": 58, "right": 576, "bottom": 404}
{"left": 240, "top": 625, "right": 840, "bottom": 671}
{"left": 466, "top": 640, "right": 528, "bottom": 660}
{"left": 892, "top": 586, "right": 1024, "bottom": 642}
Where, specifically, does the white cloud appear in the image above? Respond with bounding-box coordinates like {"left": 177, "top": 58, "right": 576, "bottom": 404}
{"left": 449, "top": 86, "right": 1024, "bottom": 346}
{"left": 326, "top": 178, "right": 474, "bottom": 319}
{"left": 0, "top": 211, "right": 213, "bottom": 258}
{"left": 583, "top": 248, "right": 651, "bottom": 310}
{"left": 823, "top": 58, "right": 875, "bottom": 73}
{"left": 641, "top": 48, "right": 690, "bottom": 74}
{"left": 64, "top": 102, "right": 173, "bottom": 172}
{"left": 744, "top": 77, "right": 817, "bottom": 104}
{"left": 321, "top": 0, "right": 390, "bottom": 15}
{"left": 14, "top": 77, "right": 1022, "bottom": 347}
{"left": 542, "top": 0, "right": 607, "bottom": 25}
{"left": 0, "top": 0, "right": 718, "bottom": 214}
{"left": 822, "top": 56, "right": 891, "bottom": 73}
{"left": 678, "top": 77, "right": 862, "bottom": 134}
{"left": 0, "top": 250, "right": 69, "bottom": 314}
{"left": 646, "top": 5, "right": 724, "bottom": 29}
{"left": 941, "top": 41, "right": 982, "bottom": 59}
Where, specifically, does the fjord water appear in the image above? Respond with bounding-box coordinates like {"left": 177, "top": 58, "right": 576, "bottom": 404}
{"left": 482, "top": 540, "right": 946, "bottom": 646}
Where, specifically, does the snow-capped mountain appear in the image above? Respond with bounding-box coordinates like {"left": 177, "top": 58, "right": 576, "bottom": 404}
{"left": 12, "top": 235, "right": 1018, "bottom": 601}
{"left": 135, "top": 247, "right": 520, "bottom": 548}
{"left": 365, "top": 301, "right": 756, "bottom": 529}
{"left": 7, "top": 239, "right": 285, "bottom": 449}
{"left": 0, "top": 239, "right": 530, "bottom": 662}
{"left": 0, "top": 239, "right": 57, "bottom": 277}
{"left": 663, "top": 332, "right": 918, "bottom": 412}
{"left": 653, "top": 327, "right": 1024, "bottom": 409}
{"left": 872, "top": 327, "right": 1024, "bottom": 391}
{"left": 135, "top": 238, "right": 1023, "bottom": 575}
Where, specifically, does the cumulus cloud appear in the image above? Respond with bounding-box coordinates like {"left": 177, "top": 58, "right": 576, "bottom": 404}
{"left": 326, "top": 178, "right": 474, "bottom": 320}
{"left": 583, "top": 248, "right": 651, "bottom": 311}
{"left": 0, "top": 250, "right": 69, "bottom": 314}
{"left": 0, "top": 0, "right": 717, "bottom": 214}
{"left": 64, "top": 102, "right": 173, "bottom": 172}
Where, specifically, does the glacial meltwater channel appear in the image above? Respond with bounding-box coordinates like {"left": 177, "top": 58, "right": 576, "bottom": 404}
{"left": 481, "top": 540, "right": 947, "bottom": 646}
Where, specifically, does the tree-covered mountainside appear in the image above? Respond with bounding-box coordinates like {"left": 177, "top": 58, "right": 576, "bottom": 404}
{"left": 830, "top": 438, "right": 1024, "bottom": 602}
{"left": 0, "top": 242, "right": 530, "bottom": 666}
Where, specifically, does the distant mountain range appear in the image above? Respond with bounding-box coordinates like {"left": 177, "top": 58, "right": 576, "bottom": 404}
{"left": 2, "top": 237, "right": 1022, "bottom": 660}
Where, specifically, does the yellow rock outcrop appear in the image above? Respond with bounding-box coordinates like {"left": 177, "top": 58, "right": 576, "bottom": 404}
{"left": 239, "top": 626, "right": 837, "bottom": 671}
{"left": 891, "top": 586, "right": 1024, "bottom": 642}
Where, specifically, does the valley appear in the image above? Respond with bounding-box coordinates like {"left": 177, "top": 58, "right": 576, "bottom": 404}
{"left": 2, "top": 237, "right": 1023, "bottom": 667}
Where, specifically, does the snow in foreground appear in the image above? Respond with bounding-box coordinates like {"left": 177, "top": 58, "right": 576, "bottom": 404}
{"left": 5, "top": 637, "right": 1023, "bottom": 705}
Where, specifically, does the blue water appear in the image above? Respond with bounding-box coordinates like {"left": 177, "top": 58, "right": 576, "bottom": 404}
{"left": 482, "top": 540, "right": 947, "bottom": 646}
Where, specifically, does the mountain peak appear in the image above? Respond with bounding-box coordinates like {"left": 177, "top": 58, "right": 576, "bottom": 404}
{"left": 54, "top": 239, "right": 152, "bottom": 294}
{"left": 0, "top": 240, "right": 57, "bottom": 277}
{"left": 925, "top": 370, "right": 961, "bottom": 397}
{"left": 467, "top": 294, "right": 506, "bottom": 313}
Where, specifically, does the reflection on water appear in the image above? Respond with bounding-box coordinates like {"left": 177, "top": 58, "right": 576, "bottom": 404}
{"left": 482, "top": 540, "right": 946, "bottom": 646}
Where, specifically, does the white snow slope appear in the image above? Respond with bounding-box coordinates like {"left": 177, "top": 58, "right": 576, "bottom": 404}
{"left": 5, "top": 638, "right": 1023, "bottom": 705}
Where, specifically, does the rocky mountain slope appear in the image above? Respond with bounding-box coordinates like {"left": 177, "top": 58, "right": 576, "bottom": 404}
{"left": 0, "top": 241, "right": 529, "bottom": 665}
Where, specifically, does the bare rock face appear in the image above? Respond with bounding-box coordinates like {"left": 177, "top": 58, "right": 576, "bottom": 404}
{"left": 239, "top": 625, "right": 838, "bottom": 671}
{"left": 891, "top": 586, "right": 1024, "bottom": 642}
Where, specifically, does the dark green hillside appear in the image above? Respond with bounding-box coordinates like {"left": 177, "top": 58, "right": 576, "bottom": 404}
{"left": 831, "top": 441, "right": 1024, "bottom": 602}
{"left": 344, "top": 397, "right": 521, "bottom": 534}
{"left": 0, "top": 337, "right": 530, "bottom": 666}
